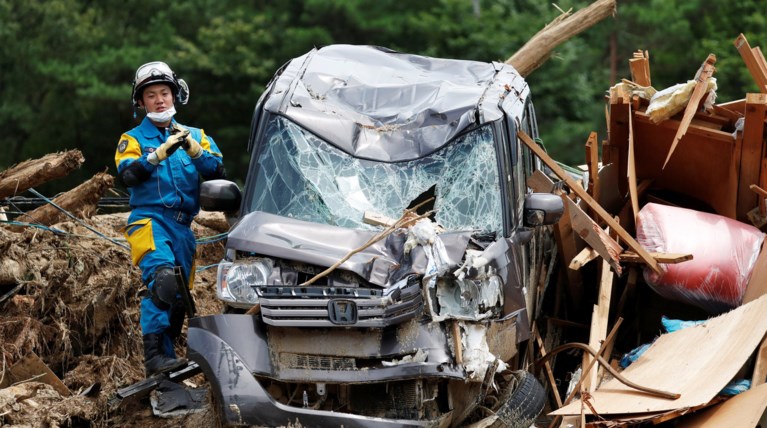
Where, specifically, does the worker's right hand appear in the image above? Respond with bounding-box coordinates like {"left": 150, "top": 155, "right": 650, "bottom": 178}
{"left": 147, "top": 132, "right": 188, "bottom": 165}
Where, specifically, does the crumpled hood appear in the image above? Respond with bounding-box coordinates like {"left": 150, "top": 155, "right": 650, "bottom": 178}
{"left": 226, "top": 211, "right": 472, "bottom": 287}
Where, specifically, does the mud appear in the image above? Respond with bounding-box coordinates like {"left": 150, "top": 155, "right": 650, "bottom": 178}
{"left": 0, "top": 212, "right": 226, "bottom": 427}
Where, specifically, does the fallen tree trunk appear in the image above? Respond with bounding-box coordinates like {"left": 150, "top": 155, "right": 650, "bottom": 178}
{"left": 14, "top": 172, "right": 114, "bottom": 228}
{"left": 507, "top": 0, "right": 617, "bottom": 77}
{"left": 0, "top": 150, "right": 85, "bottom": 199}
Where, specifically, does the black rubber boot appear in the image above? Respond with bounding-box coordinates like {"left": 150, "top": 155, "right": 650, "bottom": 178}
{"left": 143, "top": 333, "right": 187, "bottom": 377}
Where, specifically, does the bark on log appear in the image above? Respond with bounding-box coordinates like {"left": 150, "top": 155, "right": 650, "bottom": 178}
{"left": 507, "top": 0, "right": 617, "bottom": 77}
{"left": 0, "top": 150, "right": 85, "bottom": 199}
{"left": 14, "top": 172, "right": 114, "bottom": 228}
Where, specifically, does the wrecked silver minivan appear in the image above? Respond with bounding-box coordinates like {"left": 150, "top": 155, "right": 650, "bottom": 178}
{"left": 193, "top": 44, "right": 563, "bottom": 427}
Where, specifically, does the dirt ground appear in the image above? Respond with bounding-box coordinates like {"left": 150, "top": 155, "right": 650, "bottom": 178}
{"left": 0, "top": 211, "right": 227, "bottom": 427}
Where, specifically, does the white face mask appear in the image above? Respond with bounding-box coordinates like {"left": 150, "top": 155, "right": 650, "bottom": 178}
{"left": 146, "top": 106, "right": 176, "bottom": 123}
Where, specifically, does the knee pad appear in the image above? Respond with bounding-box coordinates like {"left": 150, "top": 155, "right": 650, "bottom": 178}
{"left": 151, "top": 267, "right": 179, "bottom": 310}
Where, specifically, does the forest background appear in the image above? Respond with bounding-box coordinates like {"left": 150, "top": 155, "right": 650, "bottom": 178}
{"left": 2, "top": 0, "right": 765, "bottom": 195}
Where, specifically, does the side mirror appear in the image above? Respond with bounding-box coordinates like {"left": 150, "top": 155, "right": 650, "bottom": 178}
{"left": 200, "top": 180, "right": 242, "bottom": 212}
{"left": 524, "top": 193, "right": 564, "bottom": 226}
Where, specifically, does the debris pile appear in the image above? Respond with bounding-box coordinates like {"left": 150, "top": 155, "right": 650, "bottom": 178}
{"left": 529, "top": 33, "right": 767, "bottom": 426}
{"left": 0, "top": 156, "right": 227, "bottom": 426}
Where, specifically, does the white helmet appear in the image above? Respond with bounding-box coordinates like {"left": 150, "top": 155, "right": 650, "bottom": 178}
{"left": 131, "top": 61, "right": 190, "bottom": 108}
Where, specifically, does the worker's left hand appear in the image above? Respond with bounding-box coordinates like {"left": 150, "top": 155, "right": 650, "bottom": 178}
{"left": 184, "top": 134, "right": 203, "bottom": 159}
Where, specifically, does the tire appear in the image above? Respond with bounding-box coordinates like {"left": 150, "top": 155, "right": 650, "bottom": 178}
{"left": 471, "top": 370, "right": 546, "bottom": 428}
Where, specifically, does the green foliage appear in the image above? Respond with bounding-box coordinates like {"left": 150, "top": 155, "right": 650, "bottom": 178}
{"left": 2, "top": 0, "right": 766, "bottom": 193}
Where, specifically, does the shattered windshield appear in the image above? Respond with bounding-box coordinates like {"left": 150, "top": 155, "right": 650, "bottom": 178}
{"left": 249, "top": 116, "right": 502, "bottom": 232}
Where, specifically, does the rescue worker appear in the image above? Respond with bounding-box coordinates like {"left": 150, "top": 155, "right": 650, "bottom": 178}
{"left": 114, "top": 61, "right": 226, "bottom": 376}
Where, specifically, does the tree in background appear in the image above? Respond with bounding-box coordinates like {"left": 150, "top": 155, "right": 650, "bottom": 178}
{"left": 1, "top": 0, "right": 766, "bottom": 193}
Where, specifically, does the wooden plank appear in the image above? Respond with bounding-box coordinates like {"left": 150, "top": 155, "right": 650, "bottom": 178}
{"left": 534, "top": 324, "right": 564, "bottom": 409}
{"left": 735, "top": 33, "right": 767, "bottom": 93}
{"left": 663, "top": 54, "right": 717, "bottom": 169}
{"left": 633, "top": 110, "right": 736, "bottom": 144}
{"left": 569, "top": 246, "right": 599, "bottom": 271}
{"left": 582, "top": 258, "right": 614, "bottom": 392}
{"left": 677, "top": 383, "right": 767, "bottom": 428}
{"left": 751, "top": 184, "right": 767, "bottom": 216}
{"left": 585, "top": 132, "right": 600, "bottom": 201}
{"left": 565, "top": 197, "right": 622, "bottom": 275}
{"left": 737, "top": 93, "right": 767, "bottom": 221}
{"left": 629, "top": 50, "right": 651, "bottom": 87}
{"left": 519, "top": 130, "right": 662, "bottom": 274}
{"left": 619, "top": 251, "right": 693, "bottom": 264}
{"left": 552, "top": 294, "right": 767, "bottom": 416}
{"left": 717, "top": 98, "right": 746, "bottom": 112}
{"left": 753, "top": 46, "right": 767, "bottom": 80}
{"left": 628, "top": 103, "right": 639, "bottom": 220}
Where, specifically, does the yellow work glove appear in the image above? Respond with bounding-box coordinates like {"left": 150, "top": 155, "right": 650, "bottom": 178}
{"left": 147, "top": 130, "right": 188, "bottom": 165}
{"left": 184, "top": 134, "right": 203, "bottom": 159}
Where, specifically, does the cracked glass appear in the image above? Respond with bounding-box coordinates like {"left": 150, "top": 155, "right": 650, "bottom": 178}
{"left": 250, "top": 116, "right": 502, "bottom": 232}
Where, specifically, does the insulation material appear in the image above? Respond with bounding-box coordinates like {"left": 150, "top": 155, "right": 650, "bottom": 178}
{"left": 636, "top": 203, "right": 765, "bottom": 313}
{"left": 645, "top": 78, "right": 717, "bottom": 123}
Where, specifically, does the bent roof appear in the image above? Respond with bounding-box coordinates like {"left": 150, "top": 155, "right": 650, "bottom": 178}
{"left": 262, "top": 44, "right": 530, "bottom": 162}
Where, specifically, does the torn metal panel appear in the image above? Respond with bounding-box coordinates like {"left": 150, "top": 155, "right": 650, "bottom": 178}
{"left": 227, "top": 211, "right": 471, "bottom": 287}
{"left": 263, "top": 45, "right": 529, "bottom": 162}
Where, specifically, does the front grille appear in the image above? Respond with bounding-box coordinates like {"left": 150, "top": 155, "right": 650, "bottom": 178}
{"left": 258, "top": 279, "right": 423, "bottom": 327}
{"left": 279, "top": 352, "right": 356, "bottom": 370}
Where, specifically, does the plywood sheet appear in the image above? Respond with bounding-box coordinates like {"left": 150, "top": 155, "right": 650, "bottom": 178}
{"left": 677, "top": 383, "right": 767, "bottom": 428}
{"left": 551, "top": 294, "right": 767, "bottom": 415}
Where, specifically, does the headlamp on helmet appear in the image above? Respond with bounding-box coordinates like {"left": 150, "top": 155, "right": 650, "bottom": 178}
{"left": 131, "top": 61, "right": 190, "bottom": 109}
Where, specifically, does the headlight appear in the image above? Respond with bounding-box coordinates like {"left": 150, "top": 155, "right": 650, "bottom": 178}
{"left": 216, "top": 258, "right": 273, "bottom": 307}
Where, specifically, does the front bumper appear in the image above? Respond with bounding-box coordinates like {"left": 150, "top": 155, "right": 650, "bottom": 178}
{"left": 188, "top": 314, "right": 465, "bottom": 427}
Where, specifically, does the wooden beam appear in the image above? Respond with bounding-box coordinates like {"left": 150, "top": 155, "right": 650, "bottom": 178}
{"left": 734, "top": 33, "right": 767, "bottom": 93}
{"left": 619, "top": 251, "right": 693, "bottom": 264}
{"left": 663, "top": 53, "right": 717, "bottom": 169}
{"left": 519, "top": 130, "right": 662, "bottom": 274}
{"left": 737, "top": 93, "right": 767, "bottom": 220}
{"left": 583, "top": 258, "right": 615, "bottom": 392}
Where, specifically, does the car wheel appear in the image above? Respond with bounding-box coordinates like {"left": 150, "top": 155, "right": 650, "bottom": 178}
{"left": 467, "top": 370, "right": 546, "bottom": 428}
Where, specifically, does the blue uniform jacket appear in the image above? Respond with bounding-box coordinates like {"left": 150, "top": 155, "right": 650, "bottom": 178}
{"left": 114, "top": 117, "right": 223, "bottom": 216}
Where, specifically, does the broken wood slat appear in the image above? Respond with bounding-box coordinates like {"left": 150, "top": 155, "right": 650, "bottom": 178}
{"left": 629, "top": 49, "right": 651, "bottom": 87}
{"left": 585, "top": 131, "right": 600, "bottom": 202}
{"left": 569, "top": 246, "right": 598, "bottom": 270}
{"left": 6, "top": 352, "right": 71, "bottom": 397}
{"left": 663, "top": 53, "right": 717, "bottom": 169}
{"left": 716, "top": 98, "right": 746, "bottom": 114}
{"left": 734, "top": 34, "right": 767, "bottom": 93}
{"left": 528, "top": 170, "right": 584, "bottom": 304}
{"left": 0, "top": 150, "right": 85, "bottom": 199}
{"left": 519, "top": 130, "right": 662, "bottom": 274}
{"left": 628, "top": 102, "right": 640, "bottom": 221}
{"left": 533, "top": 324, "right": 564, "bottom": 408}
{"left": 737, "top": 93, "right": 767, "bottom": 221}
{"left": 753, "top": 46, "right": 767, "bottom": 81}
{"left": 633, "top": 109, "right": 735, "bottom": 144}
{"left": 565, "top": 197, "right": 622, "bottom": 275}
{"left": 750, "top": 184, "right": 767, "bottom": 216}
{"left": 619, "top": 251, "right": 693, "bottom": 264}
{"left": 583, "top": 259, "right": 615, "bottom": 392}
